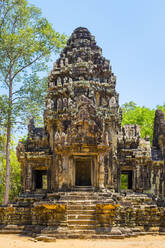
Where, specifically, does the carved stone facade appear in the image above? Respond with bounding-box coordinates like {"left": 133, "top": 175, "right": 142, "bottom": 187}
{"left": 16, "top": 27, "right": 165, "bottom": 198}
{"left": 2, "top": 27, "right": 165, "bottom": 238}
{"left": 17, "top": 27, "right": 122, "bottom": 193}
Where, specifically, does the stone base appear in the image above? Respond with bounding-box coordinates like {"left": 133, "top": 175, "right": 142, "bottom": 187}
{"left": 0, "top": 191, "right": 165, "bottom": 239}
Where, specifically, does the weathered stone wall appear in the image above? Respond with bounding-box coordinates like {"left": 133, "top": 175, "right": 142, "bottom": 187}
{"left": 96, "top": 204, "right": 165, "bottom": 233}
{"left": 0, "top": 206, "right": 32, "bottom": 225}
{"left": 0, "top": 203, "right": 66, "bottom": 227}
{"left": 1, "top": 199, "right": 165, "bottom": 237}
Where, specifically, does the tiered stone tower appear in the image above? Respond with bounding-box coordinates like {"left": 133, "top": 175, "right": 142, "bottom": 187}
{"left": 44, "top": 27, "right": 121, "bottom": 192}
{"left": 17, "top": 27, "right": 122, "bottom": 193}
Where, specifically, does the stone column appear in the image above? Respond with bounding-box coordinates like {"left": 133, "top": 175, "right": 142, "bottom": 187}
{"left": 93, "top": 156, "right": 97, "bottom": 187}
{"left": 62, "top": 154, "right": 69, "bottom": 189}
{"left": 99, "top": 154, "right": 105, "bottom": 189}
{"left": 26, "top": 164, "right": 32, "bottom": 192}
{"left": 70, "top": 157, "right": 74, "bottom": 187}
{"left": 21, "top": 164, "right": 26, "bottom": 193}
{"left": 68, "top": 156, "right": 74, "bottom": 188}
{"left": 135, "top": 164, "right": 141, "bottom": 191}
{"left": 112, "top": 155, "right": 118, "bottom": 192}
{"left": 47, "top": 159, "right": 52, "bottom": 192}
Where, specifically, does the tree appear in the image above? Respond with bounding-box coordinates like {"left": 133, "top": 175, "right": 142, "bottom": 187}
{"left": 156, "top": 104, "right": 165, "bottom": 114}
{"left": 121, "top": 102, "right": 156, "bottom": 142}
{"left": 16, "top": 74, "right": 48, "bottom": 127}
{"left": 0, "top": 0, "right": 67, "bottom": 204}
{"left": 0, "top": 136, "right": 21, "bottom": 204}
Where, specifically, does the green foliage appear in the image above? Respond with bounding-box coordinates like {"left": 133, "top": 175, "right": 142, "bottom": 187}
{"left": 0, "top": 95, "right": 9, "bottom": 126}
{"left": 121, "top": 174, "right": 128, "bottom": 190}
{"left": 121, "top": 102, "right": 155, "bottom": 142}
{"left": 0, "top": 0, "right": 67, "bottom": 128}
{"left": 16, "top": 74, "right": 48, "bottom": 127}
{"left": 0, "top": 128, "right": 6, "bottom": 152}
{"left": 156, "top": 104, "right": 165, "bottom": 114}
{"left": 0, "top": 135, "right": 21, "bottom": 204}
{"left": 122, "top": 102, "right": 165, "bottom": 143}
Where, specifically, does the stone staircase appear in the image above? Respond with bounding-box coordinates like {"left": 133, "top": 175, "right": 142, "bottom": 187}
{"left": 38, "top": 189, "right": 124, "bottom": 239}
{"left": 66, "top": 191, "right": 97, "bottom": 238}
{"left": 29, "top": 189, "right": 165, "bottom": 239}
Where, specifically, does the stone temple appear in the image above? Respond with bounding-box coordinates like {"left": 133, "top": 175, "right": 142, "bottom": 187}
{"left": 1, "top": 27, "right": 165, "bottom": 239}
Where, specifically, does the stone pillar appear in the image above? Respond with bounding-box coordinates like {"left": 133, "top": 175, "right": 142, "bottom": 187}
{"left": 93, "top": 156, "right": 97, "bottom": 187}
{"left": 116, "top": 162, "right": 121, "bottom": 193}
{"left": 47, "top": 159, "right": 52, "bottom": 192}
{"left": 70, "top": 157, "right": 74, "bottom": 187}
{"left": 135, "top": 164, "right": 142, "bottom": 191}
{"left": 112, "top": 155, "right": 118, "bottom": 192}
{"left": 68, "top": 156, "right": 72, "bottom": 188}
{"left": 26, "top": 164, "right": 32, "bottom": 192}
{"left": 99, "top": 154, "right": 105, "bottom": 189}
{"left": 62, "top": 154, "right": 69, "bottom": 189}
{"left": 21, "top": 164, "right": 26, "bottom": 193}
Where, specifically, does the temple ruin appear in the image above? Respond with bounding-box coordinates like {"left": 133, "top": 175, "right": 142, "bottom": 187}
{"left": 1, "top": 27, "right": 165, "bottom": 239}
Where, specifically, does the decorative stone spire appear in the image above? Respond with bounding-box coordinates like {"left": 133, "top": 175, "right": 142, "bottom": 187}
{"left": 45, "top": 27, "right": 119, "bottom": 134}
{"left": 47, "top": 27, "right": 115, "bottom": 88}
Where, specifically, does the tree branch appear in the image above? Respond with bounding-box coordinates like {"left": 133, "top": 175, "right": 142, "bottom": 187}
{"left": 12, "top": 89, "right": 24, "bottom": 96}
{"left": 12, "top": 96, "right": 28, "bottom": 102}
{"left": 0, "top": 2, "right": 11, "bottom": 32}
{"left": 11, "top": 54, "right": 43, "bottom": 81}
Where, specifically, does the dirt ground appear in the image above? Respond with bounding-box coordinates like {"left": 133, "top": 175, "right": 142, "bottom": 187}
{"left": 1, "top": 234, "right": 165, "bottom": 248}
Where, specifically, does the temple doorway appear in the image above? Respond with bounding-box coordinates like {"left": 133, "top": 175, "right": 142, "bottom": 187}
{"left": 121, "top": 170, "right": 133, "bottom": 190}
{"left": 75, "top": 160, "right": 91, "bottom": 186}
{"left": 33, "top": 170, "right": 47, "bottom": 190}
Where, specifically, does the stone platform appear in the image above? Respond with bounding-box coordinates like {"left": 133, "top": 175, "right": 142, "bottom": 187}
{"left": 1, "top": 190, "right": 165, "bottom": 239}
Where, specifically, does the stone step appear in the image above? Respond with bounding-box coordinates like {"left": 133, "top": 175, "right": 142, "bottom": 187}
{"left": 66, "top": 234, "right": 125, "bottom": 239}
{"left": 39, "top": 230, "right": 159, "bottom": 239}
{"left": 67, "top": 205, "right": 96, "bottom": 210}
{"left": 0, "top": 229, "right": 24, "bottom": 234}
{"left": 67, "top": 200, "right": 97, "bottom": 205}
{"left": 44, "top": 229, "right": 96, "bottom": 235}
{"left": 68, "top": 224, "right": 96, "bottom": 230}
{"left": 67, "top": 192, "right": 97, "bottom": 195}
{"left": 67, "top": 191, "right": 96, "bottom": 194}
{"left": 41, "top": 229, "right": 68, "bottom": 234}
{"left": 67, "top": 229, "right": 96, "bottom": 234}
{"left": 65, "top": 196, "right": 98, "bottom": 200}
{"left": 64, "top": 196, "right": 98, "bottom": 200}
{"left": 71, "top": 187, "right": 95, "bottom": 192}
{"left": 68, "top": 214, "right": 96, "bottom": 220}
{"left": 67, "top": 209, "right": 96, "bottom": 214}
{"left": 0, "top": 225, "right": 31, "bottom": 235}
{"left": 46, "top": 233, "right": 126, "bottom": 239}
{"left": 68, "top": 219, "right": 96, "bottom": 225}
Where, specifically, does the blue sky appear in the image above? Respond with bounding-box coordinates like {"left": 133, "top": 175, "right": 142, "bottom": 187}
{"left": 28, "top": 0, "right": 165, "bottom": 108}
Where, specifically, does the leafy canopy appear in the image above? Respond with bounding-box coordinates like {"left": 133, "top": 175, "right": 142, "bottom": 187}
{"left": 0, "top": 0, "right": 67, "bottom": 127}
{"left": 0, "top": 132, "right": 21, "bottom": 204}
{"left": 121, "top": 101, "right": 165, "bottom": 142}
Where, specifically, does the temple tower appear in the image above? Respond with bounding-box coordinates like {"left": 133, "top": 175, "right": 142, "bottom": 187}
{"left": 43, "top": 27, "right": 121, "bottom": 191}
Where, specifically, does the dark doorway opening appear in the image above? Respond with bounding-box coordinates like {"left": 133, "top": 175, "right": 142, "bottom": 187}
{"left": 34, "top": 170, "right": 47, "bottom": 190}
{"left": 121, "top": 171, "right": 133, "bottom": 190}
{"left": 76, "top": 160, "right": 91, "bottom": 186}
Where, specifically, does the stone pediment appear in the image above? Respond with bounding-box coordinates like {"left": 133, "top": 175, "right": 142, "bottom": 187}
{"left": 54, "top": 95, "right": 105, "bottom": 152}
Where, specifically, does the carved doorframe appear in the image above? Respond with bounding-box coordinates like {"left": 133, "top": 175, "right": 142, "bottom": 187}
{"left": 71, "top": 155, "right": 96, "bottom": 187}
